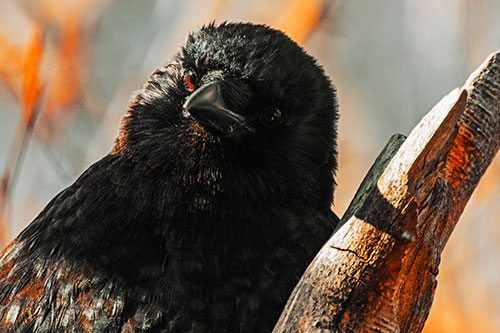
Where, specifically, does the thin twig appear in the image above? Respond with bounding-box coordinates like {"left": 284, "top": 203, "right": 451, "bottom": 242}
{"left": 0, "top": 90, "right": 45, "bottom": 246}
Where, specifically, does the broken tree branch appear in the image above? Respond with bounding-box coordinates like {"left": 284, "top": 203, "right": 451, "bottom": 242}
{"left": 274, "top": 51, "right": 500, "bottom": 332}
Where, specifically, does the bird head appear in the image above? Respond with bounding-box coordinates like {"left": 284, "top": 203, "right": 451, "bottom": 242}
{"left": 113, "top": 22, "right": 338, "bottom": 211}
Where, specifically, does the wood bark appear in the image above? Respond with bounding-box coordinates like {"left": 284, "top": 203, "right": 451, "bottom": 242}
{"left": 274, "top": 51, "right": 500, "bottom": 332}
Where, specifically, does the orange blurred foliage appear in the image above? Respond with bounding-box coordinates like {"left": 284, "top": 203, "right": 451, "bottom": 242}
{"left": 0, "top": 12, "right": 82, "bottom": 127}
{"left": 272, "top": 0, "right": 323, "bottom": 43}
{"left": 0, "top": 34, "right": 23, "bottom": 98}
{"left": 0, "top": 215, "right": 8, "bottom": 251}
{"left": 0, "top": 1, "right": 94, "bottom": 246}
{"left": 43, "top": 11, "right": 81, "bottom": 117}
{"left": 0, "top": 3, "right": 95, "bottom": 142}
{"left": 21, "top": 23, "right": 45, "bottom": 125}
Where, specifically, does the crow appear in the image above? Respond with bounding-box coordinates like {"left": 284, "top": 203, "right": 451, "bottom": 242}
{"left": 0, "top": 22, "right": 339, "bottom": 332}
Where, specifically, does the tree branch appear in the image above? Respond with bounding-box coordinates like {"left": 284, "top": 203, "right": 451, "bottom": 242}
{"left": 274, "top": 51, "right": 500, "bottom": 332}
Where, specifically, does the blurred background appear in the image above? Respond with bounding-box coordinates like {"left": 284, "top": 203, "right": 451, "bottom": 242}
{"left": 0, "top": 0, "right": 499, "bottom": 331}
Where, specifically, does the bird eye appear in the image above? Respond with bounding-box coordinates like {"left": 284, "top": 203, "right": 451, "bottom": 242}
{"left": 260, "top": 107, "right": 284, "bottom": 128}
{"left": 184, "top": 69, "right": 197, "bottom": 92}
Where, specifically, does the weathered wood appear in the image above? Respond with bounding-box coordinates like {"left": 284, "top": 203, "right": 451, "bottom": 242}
{"left": 338, "top": 133, "right": 407, "bottom": 229}
{"left": 274, "top": 51, "right": 500, "bottom": 332}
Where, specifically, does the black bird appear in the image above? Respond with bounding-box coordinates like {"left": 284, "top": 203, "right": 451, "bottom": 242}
{"left": 0, "top": 22, "right": 339, "bottom": 332}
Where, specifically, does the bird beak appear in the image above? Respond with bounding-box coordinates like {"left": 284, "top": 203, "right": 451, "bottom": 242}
{"left": 182, "top": 81, "right": 255, "bottom": 140}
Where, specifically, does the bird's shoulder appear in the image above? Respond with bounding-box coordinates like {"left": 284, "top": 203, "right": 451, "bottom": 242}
{"left": 0, "top": 154, "right": 171, "bottom": 331}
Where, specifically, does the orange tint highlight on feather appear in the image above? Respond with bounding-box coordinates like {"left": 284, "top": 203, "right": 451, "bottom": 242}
{"left": 21, "top": 24, "right": 45, "bottom": 125}
{"left": 17, "top": 277, "right": 45, "bottom": 299}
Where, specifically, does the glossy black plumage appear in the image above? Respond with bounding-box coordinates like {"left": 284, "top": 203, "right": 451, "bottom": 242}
{"left": 0, "top": 22, "right": 339, "bottom": 332}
